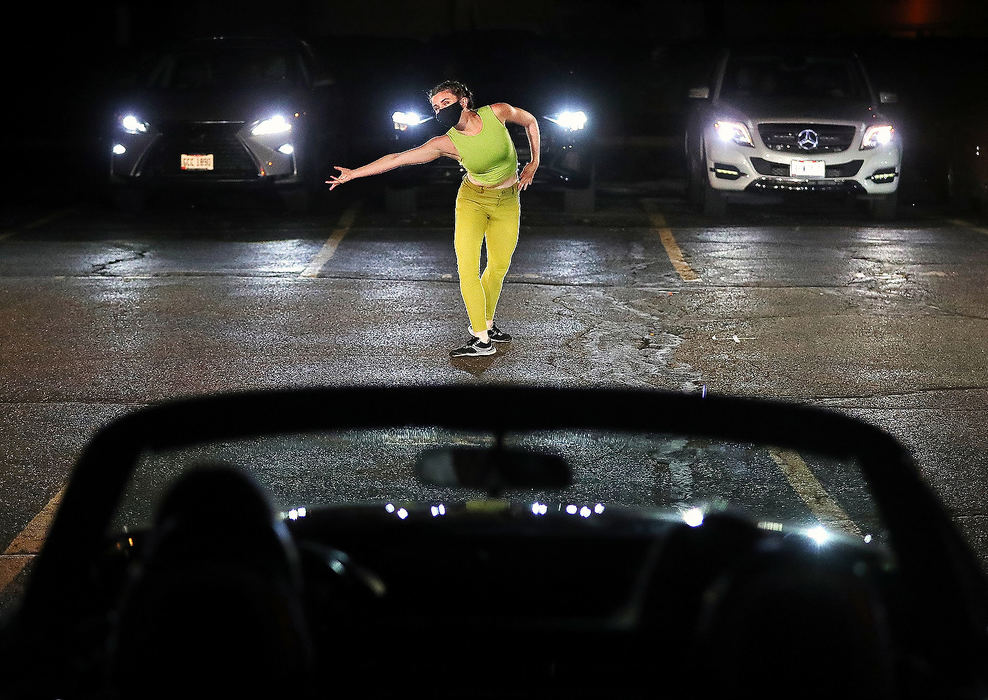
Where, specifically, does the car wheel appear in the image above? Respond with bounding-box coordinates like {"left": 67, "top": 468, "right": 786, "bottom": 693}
{"left": 686, "top": 136, "right": 703, "bottom": 206}
{"left": 691, "top": 140, "right": 727, "bottom": 217}
{"left": 946, "top": 163, "right": 973, "bottom": 213}
{"left": 701, "top": 184, "right": 727, "bottom": 217}
{"left": 868, "top": 191, "right": 899, "bottom": 221}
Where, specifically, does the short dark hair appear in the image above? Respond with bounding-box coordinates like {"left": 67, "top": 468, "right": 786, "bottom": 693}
{"left": 427, "top": 80, "right": 474, "bottom": 109}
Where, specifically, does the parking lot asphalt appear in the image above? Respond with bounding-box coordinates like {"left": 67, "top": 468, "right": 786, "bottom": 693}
{"left": 1, "top": 178, "right": 986, "bottom": 614}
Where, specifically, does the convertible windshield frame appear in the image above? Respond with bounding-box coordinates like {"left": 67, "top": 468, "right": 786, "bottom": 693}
{"left": 18, "top": 385, "right": 988, "bottom": 671}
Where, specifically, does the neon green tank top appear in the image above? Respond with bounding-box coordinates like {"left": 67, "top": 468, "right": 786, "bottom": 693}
{"left": 446, "top": 105, "right": 518, "bottom": 186}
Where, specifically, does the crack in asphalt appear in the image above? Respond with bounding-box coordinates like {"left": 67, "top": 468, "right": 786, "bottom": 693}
{"left": 90, "top": 246, "right": 149, "bottom": 275}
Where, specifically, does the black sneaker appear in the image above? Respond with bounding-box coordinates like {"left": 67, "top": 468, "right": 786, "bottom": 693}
{"left": 450, "top": 335, "right": 496, "bottom": 358}
{"left": 487, "top": 322, "right": 512, "bottom": 343}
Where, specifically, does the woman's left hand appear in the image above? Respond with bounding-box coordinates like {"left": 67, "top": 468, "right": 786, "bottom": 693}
{"left": 518, "top": 162, "right": 538, "bottom": 191}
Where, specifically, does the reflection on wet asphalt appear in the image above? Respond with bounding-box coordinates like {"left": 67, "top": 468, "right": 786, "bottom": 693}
{"left": 0, "top": 180, "right": 986, "bottom": 613}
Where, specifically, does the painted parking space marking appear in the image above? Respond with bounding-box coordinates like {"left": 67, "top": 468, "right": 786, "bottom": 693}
{"left": 948, "top": 218, "right": 988, "bottom": 237}
{"left": 300, "top": 202, "right": 362, "bottom": 278}
{"left": 0, "top": 485, "right": 66, "bottom": 595}
{"left": 0, "top": 209, "right": 76, "bottom": 242}
{"left": 640, "top": 200, "right": 701, "bottom": 282}
{"left": 767, "top": 448, "right": 862, "bottom": 536}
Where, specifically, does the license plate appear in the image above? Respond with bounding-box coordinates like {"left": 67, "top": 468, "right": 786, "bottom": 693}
{"left": 181, "top": 154, "right": 214, "bottom": 171}
{"left": 790, "top": 159, "right": 825, "bottom": 177}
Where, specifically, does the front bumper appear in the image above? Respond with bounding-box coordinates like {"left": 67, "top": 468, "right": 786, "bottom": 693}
{"left": 108, "top": 120, "right": 305, "bottom": 188}
{"left": 705, "top": 122, "right": 902, "bottom": 197}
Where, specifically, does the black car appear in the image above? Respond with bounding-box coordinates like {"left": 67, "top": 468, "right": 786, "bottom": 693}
{"left": 104, "top": 35, "right": 344, "bottom": 213}
{"left": 1, "top": 385, "right": 987, "bottom": 699}
{"left": 332, "top": 30, "right": 598, "bottom": 213}
{"left": 947, "top": 100, "right": 988, "bottom": 213}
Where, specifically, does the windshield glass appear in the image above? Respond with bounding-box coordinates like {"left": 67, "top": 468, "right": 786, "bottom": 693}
{"left": 146, "top": 48, "right": 305, "bottom": 90}
{"left": 111, "top": 427, "right": 884, "bottom": 548}
{"left": 720, "top": 54, "right": 869, "bottom": 100}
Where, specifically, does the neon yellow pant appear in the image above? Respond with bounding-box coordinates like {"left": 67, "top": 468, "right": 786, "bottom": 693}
{"left": 453, "top": 177, "right": 521, "bottom": 333}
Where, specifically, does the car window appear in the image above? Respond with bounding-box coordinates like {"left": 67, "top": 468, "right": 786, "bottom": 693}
{"left": 110, "top": 426, "right": 886, "bottom": 550}
{"left": 147, "top": 48, "right": 305, "bottom": 90}
{"left": 720, "top": 55, "right": 869, "bottom": 101}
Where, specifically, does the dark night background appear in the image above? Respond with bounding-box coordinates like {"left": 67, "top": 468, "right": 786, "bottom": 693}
{"left": 5, "top": 0, "right": 988, "bottom": 206}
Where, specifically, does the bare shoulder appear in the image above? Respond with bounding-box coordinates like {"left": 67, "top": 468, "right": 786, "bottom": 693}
{"left": 428, "top": 134, "right": 460, "bottom": 160}
{"left": 490, "top": 102, "right": 511, "bottom": 124}
{"left": 490, "top": 102, "right": 534, "bottom": 126}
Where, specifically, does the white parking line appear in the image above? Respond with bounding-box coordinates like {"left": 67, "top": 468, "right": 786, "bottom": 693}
{"left": 768, "top": 448, "right": 862, "bottom": 536}
{"left": 300, "top": 202, "right": 362, "bottom": 278}
{"left": 0, "top": 485, "right": 66, "bottom": 595}
{"left": 640, "top": 200, "right": 701, "bottom": 282}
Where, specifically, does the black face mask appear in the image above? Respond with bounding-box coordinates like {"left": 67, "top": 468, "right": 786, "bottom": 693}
{"left": 435, "top": 100, "right": 464, "bottom": 129}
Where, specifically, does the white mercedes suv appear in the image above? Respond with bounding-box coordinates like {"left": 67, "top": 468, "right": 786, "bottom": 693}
{"left": 685, "top": 46, "right": 902, "bottom": 219}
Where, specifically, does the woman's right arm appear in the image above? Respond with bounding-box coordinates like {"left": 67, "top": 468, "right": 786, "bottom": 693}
{"left": 326, "top": 136, "right": 455, "bottom": 189}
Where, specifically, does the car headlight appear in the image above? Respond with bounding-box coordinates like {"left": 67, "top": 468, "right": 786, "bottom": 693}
{"left": 546, "top": 110, "right": 588, "bottom": 131}
{"left": 392, "top": 111, "right": 431, "bottom": 131}
{"left": 713, "top": 120, "right": 754, "bottom": 148}
{"left": 119, "top": 114, "right": 149, "bottom": 134}
{"left": 861, "top": 124, "right": 894, "bottom": 149}
{"left": 251, "top": 115, "right": 292, "bottom": 136}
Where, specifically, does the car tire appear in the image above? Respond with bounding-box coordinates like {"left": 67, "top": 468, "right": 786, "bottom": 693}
{"left": 946, "top": 163, "right": 973, "bottom": 213}
{"left": 868, "top": 191, "right": 899, "bottom": 221}
{"left": 702, "top": 186, "right": 727, "bottom": 217}
{"left": 690, "top": 140, "right": 727, "bottom": 217}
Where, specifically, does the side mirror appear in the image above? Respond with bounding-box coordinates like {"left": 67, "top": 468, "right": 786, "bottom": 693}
{"left": 688, "top": 86, "right": 710, "bottom": 100}
{"left": 879, "top": 91, "right": 898, "bottom": 104}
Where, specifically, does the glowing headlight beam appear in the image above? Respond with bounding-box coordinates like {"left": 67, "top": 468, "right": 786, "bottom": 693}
{"left": 392, "top": 111, "right": 432, "bottom": 131}
{"left": 805, "top": 525, "right": 831, "bottom": 546}
{"left": 861, "top": 124, "right": 894, "bottom": 149}
{"left": 251, "top": 115, "right": 292, "bottom": 136}
{"left": 713, "top": 120, "right": 754, "bottom": 148}
{"left": 682, "top": 507, "right": 705, "bottom": 528}
{"left": 546, "top": 110, "right": 588, "bottom": 131}
{"left": 120, "top": 115, "right": 148, "bottom": 134}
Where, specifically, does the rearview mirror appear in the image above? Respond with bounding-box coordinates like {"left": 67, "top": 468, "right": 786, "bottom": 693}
{"left": 879, "top": 91, "right": 898, "bottom": 104}
{"left": 688, "top": 86, "right": 710, "bottom": 99}
{"left": 416, "top": 447, "right": 571, "bottom": 496}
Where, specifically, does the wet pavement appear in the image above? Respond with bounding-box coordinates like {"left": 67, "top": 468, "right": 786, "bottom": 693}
{"left": 1, "top": 178, "right": 987, "bottom": 613}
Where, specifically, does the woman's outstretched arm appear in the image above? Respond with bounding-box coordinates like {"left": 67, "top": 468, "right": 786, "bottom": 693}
{"left": 326, "top": 136, "right": 456, "bottom": 190}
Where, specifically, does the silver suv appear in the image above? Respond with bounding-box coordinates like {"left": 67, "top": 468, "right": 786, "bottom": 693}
{"left": 685, "top": 46, "right": 902, "bottom": 219}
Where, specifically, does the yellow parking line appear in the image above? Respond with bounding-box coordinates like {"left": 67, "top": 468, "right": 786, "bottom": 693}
{"left": 947, "top": 218, "right": 988, "bottom": 237}
{"left": 300, "top": 202, "right": 361, "bottom": 278}
{"left": 767, "top": 448, "right": 862, "bottom": 536}
{"left": 641, "top": 201, "right": 700, "bottom": 282}
{"left": 0, "top": 485, "right": 66, "bottom": 594}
